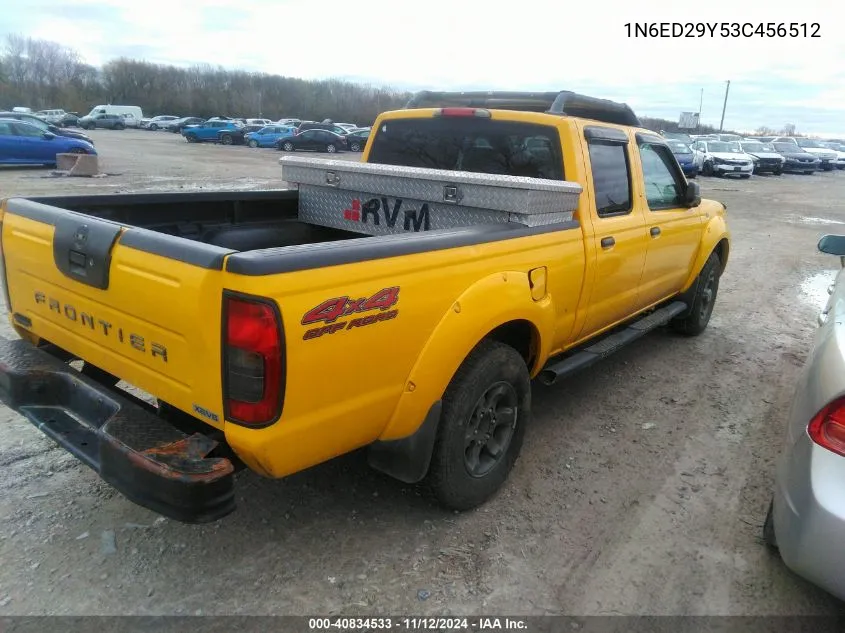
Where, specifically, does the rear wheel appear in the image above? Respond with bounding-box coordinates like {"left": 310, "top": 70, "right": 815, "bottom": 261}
{"left": 248, "top": 139, "right": 259, "bottom": 148}
{"left": 427, "top": 340, "right": 530, "bottom": 511}
{"left": 350, "top": 142, "right": 361, "bottom": 152}
{"left": 326, "top": 143, "right": 337, "bottom": 153}
{"left": 220, "top": 134, "right": 233, "bottom": 145}
{"left": 702, "top": 161, "right": 714, "bottom": 176}
{"left": 773, "top": 168, "right": 783, "bottom": 176}
{"left": 672, "top": 251, "right": 721, "bottom": 336}
{"left": 282, "top": 141, "right": 294, "bottom": 152}
{"left": 185, "top": 133, "right": 198, "bottom": 143}
{"left": 149, "top": 123, "right": 159, "bottom": 131}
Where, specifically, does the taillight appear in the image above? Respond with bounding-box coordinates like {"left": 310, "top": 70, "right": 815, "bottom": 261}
{"left": 808, "top": 397, "right": 845, "bottom": 457}
{"left": 434, "top": 108, "right": 491, "bottom": 118}
{"left": 223, "top": 293, "right": 285, "bottom": 426}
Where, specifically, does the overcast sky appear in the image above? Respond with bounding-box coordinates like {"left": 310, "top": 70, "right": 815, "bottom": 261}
{"left": 6, "top": 0, "right": 844, "bottom": 135}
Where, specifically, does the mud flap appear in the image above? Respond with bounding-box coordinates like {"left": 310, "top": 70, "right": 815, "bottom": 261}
{"left": 367, "top": 401, "right": 442, "bottom": 484}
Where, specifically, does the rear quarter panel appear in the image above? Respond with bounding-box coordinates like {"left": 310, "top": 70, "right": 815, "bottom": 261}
{"left": 222, "top": 227, "right": 586, "bottom": 478}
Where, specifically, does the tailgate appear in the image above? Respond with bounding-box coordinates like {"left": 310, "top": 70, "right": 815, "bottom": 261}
{"left": 0, "top": 198, "right": 233, "bottom": 428}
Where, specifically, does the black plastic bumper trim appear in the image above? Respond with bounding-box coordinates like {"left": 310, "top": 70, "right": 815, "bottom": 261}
{"left": 0, "top": 338, "right": 235, "bottom": 523}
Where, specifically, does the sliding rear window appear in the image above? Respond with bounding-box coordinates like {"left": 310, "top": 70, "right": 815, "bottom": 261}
{"left": 368, "top": 117, "right": 564, "bottom": 180}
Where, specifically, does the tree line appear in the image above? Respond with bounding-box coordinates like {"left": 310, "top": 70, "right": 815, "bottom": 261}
{"left": 0, "top": 33, "right": 806, "bottom": 135}
{"left": 0, "top": 34, "right": 410, "bottom": 125}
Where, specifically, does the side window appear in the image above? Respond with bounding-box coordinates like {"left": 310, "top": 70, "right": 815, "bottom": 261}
{"left": 0, "top": 121, "right": 14, "bottom": 136}
{"left": 638, "top": 143, "right": 685, "bottom": 210}
{"left": 12, "top": 123, "right": 42, "bottom": 137}
{"left": 587, "top": 140, "right": 632, "bottom": 217}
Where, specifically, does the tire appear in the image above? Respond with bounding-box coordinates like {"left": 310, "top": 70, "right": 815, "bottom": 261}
{"left": 350, "top": 142, "right": 361, "bottom": 152}
{"left": 114, "top": 124, "right": 125, "bottom": 130}
{"left": 763, "top": 499, "right": 778, "bottom": 550}
{"left": 185, "top": 133, "right": 198, "bottom": 143}
{"left": 282, "top": 141, "right": 294, "bottom": 152}
{"left": 773, "top": 168, "right": 783, "bottom": 176}
{"left": 427, "top": 340, "right": 531, "bottom": 511}
{"left": 702, "top": 161, "right": 714, "bottom": 176}
{"left": 687, "top": 170, "right": 697, "bottom": 179}
{"left": 248, "top": 139, "right": 259, "bottom": 148}
{"left": 149, "top": 124, "right": 159, "bottom": 131}
{"left": 325, "top": 143, "right": 337, "bottom": 153}
{"left": 672, "top": 251, "right": 721, "bottom": 336}
{"left": 221, "top": 134, "right": 233, "bottom": 145}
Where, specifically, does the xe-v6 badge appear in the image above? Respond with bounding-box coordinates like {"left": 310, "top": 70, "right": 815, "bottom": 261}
{"left": 301, "top": 287, "right": 400, "bottom": 340}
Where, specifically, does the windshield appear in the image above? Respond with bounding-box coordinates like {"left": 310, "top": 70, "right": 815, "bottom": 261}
{"left": 707, "top": 141, "right": 739, "bottom": 153}
{"left": 667, "top": 141, "right": 691, "bottom": 154}
{"left": 796, "top": 138, "right": 822, "bottom": 149}
{"left": 368, "top": 117, "right": 564, "bottom": 180}
{"left": 741, "top": 142, "right": 775, "bottom": 153}
{"left": 774, "top": 143, "right": 799, "bottom": 152}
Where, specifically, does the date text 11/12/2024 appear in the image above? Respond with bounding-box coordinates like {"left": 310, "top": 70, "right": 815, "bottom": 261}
{"left": 308, "top": 617, "right": 529, "bottom": 630}
{"left": 624, "top": 22, "right": 821, "bottom": 38}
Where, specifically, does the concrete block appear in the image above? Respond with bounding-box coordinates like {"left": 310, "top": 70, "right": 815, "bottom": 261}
{"left": 55, "top": 153, "right": 99, "bottom": 176}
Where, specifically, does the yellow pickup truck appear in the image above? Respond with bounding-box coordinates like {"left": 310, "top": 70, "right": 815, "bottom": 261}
{"left": 0, "top": 91, "right": 729, "bottom": 522}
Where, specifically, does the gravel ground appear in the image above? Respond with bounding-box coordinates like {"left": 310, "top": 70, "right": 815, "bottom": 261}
{"left": 0, "top": 129, "right": 844, "bottom": 617}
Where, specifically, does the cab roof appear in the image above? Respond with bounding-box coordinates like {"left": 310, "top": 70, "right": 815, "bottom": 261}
{"left": 404, "top": 90, "right": 642, "bottom": 128}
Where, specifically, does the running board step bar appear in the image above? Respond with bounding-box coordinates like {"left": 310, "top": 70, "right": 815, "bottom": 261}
{"left": 538, "top": 301, "right": 688, "bottom": 386}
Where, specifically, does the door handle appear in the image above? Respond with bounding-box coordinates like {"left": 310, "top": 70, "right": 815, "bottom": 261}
{"left": 601, "top": 236, "right": 615, "bottom": 249}
{"left": 650, "top": 226, "right": 661, "bottom": 237}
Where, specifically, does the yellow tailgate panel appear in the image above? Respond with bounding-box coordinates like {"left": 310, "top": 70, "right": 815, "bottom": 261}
{"left": 3, "top": 213, "right": 226, "bottom": 429}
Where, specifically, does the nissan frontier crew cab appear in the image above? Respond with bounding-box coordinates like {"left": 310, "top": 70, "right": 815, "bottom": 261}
{"left": 0, "top": 91, "right": 730, "bottom": 522}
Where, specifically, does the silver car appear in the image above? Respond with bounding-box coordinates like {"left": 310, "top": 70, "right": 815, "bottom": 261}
{"left": 766, "top": 233, "right": 845, "bottom": 601}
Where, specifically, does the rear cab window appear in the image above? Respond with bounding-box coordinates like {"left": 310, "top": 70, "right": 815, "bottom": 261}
{"left": 367, "top": 116, "right": 565, "bottom": 180}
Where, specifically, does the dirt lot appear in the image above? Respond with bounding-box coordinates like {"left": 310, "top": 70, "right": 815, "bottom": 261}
{"left": 0, "top": 129, "right": 844, "bottom": 617}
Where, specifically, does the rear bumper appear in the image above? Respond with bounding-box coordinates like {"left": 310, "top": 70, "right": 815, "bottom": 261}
{"left": 773, "top": 433, "right": 845, "bottom": 601}
{"left": 0, "top": 338, "right": 235, "bottom": 523}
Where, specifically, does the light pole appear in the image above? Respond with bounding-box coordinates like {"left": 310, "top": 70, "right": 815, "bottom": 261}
{"left": 719, "top": 80, "right": 730, "bottom": 132}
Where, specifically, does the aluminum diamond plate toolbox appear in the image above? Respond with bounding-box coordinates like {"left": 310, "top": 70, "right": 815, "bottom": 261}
{"left": 280, "top": 155, "right": 582, "bottom": 236}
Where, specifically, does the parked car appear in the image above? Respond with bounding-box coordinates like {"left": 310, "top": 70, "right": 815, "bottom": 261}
{"left": 181, "top": 119, "right": 242, "bottom": 143}
{"left": 78, "top": 114, "right": 127, "bottom": 130}
{"left": 335, "top": 122, "right": 358, "bottom": 132}
{"left": 35, "top": 109, "right": 68, "bottom": 125}
{"left": 277, "top": 129, "right": 348, "bottom": 153}
{"left": 764, "top": 233, "right": 845, "bottom": 602}
{"left": 218, "top": 123, "right": 264, "bottom": 146}
{"left": 691, "top": 139, "right": 754, "bottom": 178}
{"left": 736, "top": 140, "right": 785, "bottom": 175}
{"left": 0, "top": 111, "right": 93, "bottom": 145}
{"left": 244, "top": 125, "right": 296, "bottom": 148}
{"left": 665, "top": 139, "right": 697, "bottom": 178}
{"left": 120, "top": 113, "right": 141, "bottom": 128}
{"left": 58, "top": 112, "right": 80, "bottom": 127}
{"left": 0, "top": 119, "right": 96, "bottom": 166}
{"left": 821, "top": 142, "right": 845, "bottom": 170}
{"left": 142, "top": 115, "right": 179, "bottom": 131}
{"left": 660, "top": 131, "right": 694, "bottom": 144}
{"left": 297, "top": 122, "right": 349, "bottom": 136}
{"left": 771, "top": 142, "right": 821, "bottom": 174}
{"left": 278, "top": 118, "right": 302, "bottom": 127}
{"left": 346, "top": 128, "right": 371, "bottom": 152}
{"left": 168, "top": 117, "right": 206, "bottom": 134}
{"left": 794, "top": 138, "right": 838, "bottom": 171}
{"left": 245, "top": 118, "right": 273, "bottom": 127}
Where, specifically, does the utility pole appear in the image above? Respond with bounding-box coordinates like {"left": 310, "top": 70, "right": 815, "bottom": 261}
{"left": 697, "top": 88, "right": 703, "bottom": 130}
{"left": 258, "top": 90, "right": 262, "bottom": 118}
{"left": 719, "top": 80, "right": 730, "bottom": 132}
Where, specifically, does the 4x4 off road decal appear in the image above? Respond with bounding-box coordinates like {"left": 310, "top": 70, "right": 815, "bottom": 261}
{"left": 301, "top": 287, "right": 400, "bottom": 340}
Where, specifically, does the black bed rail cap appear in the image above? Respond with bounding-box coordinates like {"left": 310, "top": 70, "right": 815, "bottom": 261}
{"left": 403, "top": 90, "right": 641, "bottom": 127}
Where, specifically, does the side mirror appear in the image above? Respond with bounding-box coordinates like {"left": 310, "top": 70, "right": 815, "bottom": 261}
{"left": 684, "top": 180, "right": 701, "bottom": 207}
{"left": 42, "top": 132, "right": 55, "bottom": 140}
{"left": 818, "top": 234, "right": 845, "bottom": 257}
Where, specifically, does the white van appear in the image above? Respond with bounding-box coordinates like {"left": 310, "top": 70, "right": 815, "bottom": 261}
{"left": 86, "top": 105, "right": 143, "bottom": 122}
